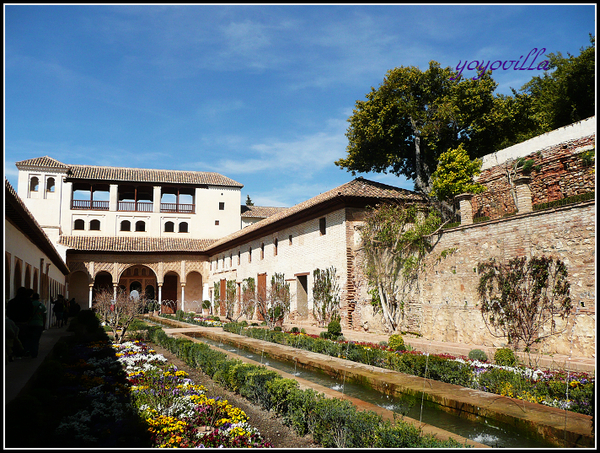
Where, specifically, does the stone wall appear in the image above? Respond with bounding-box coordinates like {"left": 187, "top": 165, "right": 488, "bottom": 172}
{"left": 351, "top": 201, "right": 596, "bottom": 357}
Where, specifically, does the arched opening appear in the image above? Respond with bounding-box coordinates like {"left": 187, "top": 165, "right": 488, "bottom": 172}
{"left": 13, "top": 260, "right": 22, "bottom": 292}
{"left": 164, "top": 221, "right": 175, "bottom": 232}
{"left": 67, "top": 270, "right": 90, "bottom": 309}
{"left": 33, "top": 268, "right": 39, "bottom": 295}
{"left": 30, "top": 176, "right": 39, "bottom": 192}
{"left": 46, "top": 177, "right": 55, "bottom": 193}
{"left": 74, "top": 219, "right": 85, "bottom": 230}
{"left": 5, "top": 254, "right": 11, "bottom": 301}
{"left": 135, "top": 221, "right": 146, "bottom": 232}
{"left": 24, "top": 265, "right": 31, "bottom": 290}
{"left": 93, "top": 271, "right": 113, "bottom": 301}
{"left": 179, "top": 222, "right": 188, "bottom": 233}
{"left": 162, "top": 272, "right": 179, "bottom": 314}
{"left": 119, "top": 265, "right": 157, "bottom": 309}
{"left": 186, "top": 271, "right": 204, "bottom": 312}
{"left": 120, "top": 220, "right": 131, "bottom": 231}
{"left": 90, "top": 219, "right": 101, "bottom": 231}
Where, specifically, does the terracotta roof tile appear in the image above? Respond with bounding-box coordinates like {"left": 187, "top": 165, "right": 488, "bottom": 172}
{"left": 208, "top": 177, "right": 425, "bottom": 251}
{"left": 15, "top": 156, "right": 70, "bottom": 170}
{"left": 58, "top": 236, "right": 216, "bottom": 253}
{"left": 241, "top": 205, "right": 289, "bottom": 218}
{"left": 15, "top": 156, "right": 243, "bottom": 188}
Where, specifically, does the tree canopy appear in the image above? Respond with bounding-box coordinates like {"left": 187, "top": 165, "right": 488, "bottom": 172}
{"left": 335, "top": 61, "right": 497, "bottom": 194}
{"left": 336, "top": 39, "right": 595, "bottom": 194}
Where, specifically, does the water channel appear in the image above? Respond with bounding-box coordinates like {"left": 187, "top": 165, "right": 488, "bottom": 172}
{"left": 180, "top": 331, "right": 554, "bottom": 448}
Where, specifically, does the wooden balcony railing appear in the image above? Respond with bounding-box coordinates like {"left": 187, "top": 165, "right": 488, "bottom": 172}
{"left": 71, "top": 200, "right": 109, "bottom": 210}
{"left": 117, "top": 201, "right": 154, "bottom": 212}
{"left": 160, "top": 203, "right": 195, "bottom": 214}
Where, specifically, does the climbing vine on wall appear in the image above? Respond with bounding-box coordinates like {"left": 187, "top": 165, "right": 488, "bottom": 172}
{"left": 476, "top": 255, "right": 572, "bottom": 351}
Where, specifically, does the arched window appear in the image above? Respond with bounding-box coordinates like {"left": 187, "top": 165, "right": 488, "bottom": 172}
{"left": 179, "top": 222, "right": 188, "bottom": 233}
{"left": 30, "top": 177, "right": 39, "bottom": 192}
{"left": 135, "top": 221, "right": 146, "bottom": 232}
{"left": 74, "top": 219, "right": 85, "bottom": 230}
{"left": 89, "top": 219, "right": 101, "bottom": 231}
{"left": 164, "top": 221, "right": 175, "bottom": 232}
{"left": 121, "top": 220, "right": 131, "bottom": 231}
{"left": 46, "top": 177, "right": 55, "bottom": 193}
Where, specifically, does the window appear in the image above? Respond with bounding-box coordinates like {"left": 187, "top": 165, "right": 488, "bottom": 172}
{"left": 164, "top": 221, "right": 175, "bottom": 232}
{"left": 74, "top": 219, "right": 85, "bottom": 230}
{"left": 248, "top": 247, "right": 252, "bottom": 263}
{"left": 238, "top": 251, "right": 241, "bottom": 265}
{"left": 289, "top": 235, "right": 293, "bottom": 245}
{"left": 135, "top": 221, "right": 146, "bottom": 232}
{"left": 215, "top": 220, "right": 220, "bottom": 225}
{"left": 89, "top": 219, "right": 101, "bottom": 231}
{"left": 261, "top": 243, "right": 265, "bottom": 260}
{"left": 46, "top": 177, "right": 55, "bottom": 193}
{"left": 274, "top": 238, "right": 278, "bottom": 256}
{"left": 121, "top": 220, "right": 131, "bottom": 231}
{"left": 219, "top": 202, "right": 225, "bottom": 210}
{"left": 179, "top": 222, "right": 189, "bottom": 233}
{"left": 30, "top": 177, "right": 39, "bottom": 192}
{"left": 319, "top": 217, "right": 326, "bottom": 235}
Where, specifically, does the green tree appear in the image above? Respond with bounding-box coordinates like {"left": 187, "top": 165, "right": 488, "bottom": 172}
{"left": 335, "top": 61, "right": 497, "bottom": 194}
{"left": 430, "top": 143, "right": 485, "bottom": 202}
{"left": 239, "top": 277, "right": 257, "bottom": 321}
{"left": 360, "top": 203, "right": 442, "bottom": 332}
{"left": 245, "top": 195, "right": 254, "bottom": 206}
{"left": 312, "top": 267, "right": 341, "bottom": 327}
{"left": 476, "top": 256, "right": 572, "bottom": 352}
{"left": 225, "top": 279, "right": 237, "bottom": 321}
{"left": 521, "top": 35, "right": 595, "bottom": 131}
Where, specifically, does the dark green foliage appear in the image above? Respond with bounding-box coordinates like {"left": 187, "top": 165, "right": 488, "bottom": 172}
{"left": 494, "top": 348, "right": 517, "bottom": 367}
{"left": 468, "top": 349, "right": 489, "bottom": 362}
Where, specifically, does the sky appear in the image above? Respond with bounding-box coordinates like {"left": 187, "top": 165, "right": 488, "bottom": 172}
{"left": 4, "top": 4, "right": 596, "bottom": 207}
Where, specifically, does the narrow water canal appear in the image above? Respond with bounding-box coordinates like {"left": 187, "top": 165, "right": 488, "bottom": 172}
{"left": 184, "top": 332, "right": 554, "bottom": 448}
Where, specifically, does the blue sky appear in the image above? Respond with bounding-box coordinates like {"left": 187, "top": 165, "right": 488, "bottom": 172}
{"left": 4, "top": 4, "right": 596, "bottom": 207}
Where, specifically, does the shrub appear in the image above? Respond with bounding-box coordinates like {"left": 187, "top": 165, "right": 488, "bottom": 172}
{"left": 274, "top": 326, "right": 283, "bottom": 332}
{"left": 290, "top": 326, "right": 300, "bottom": 334}
{"left": 494, "top": 348, "right": 517, "bottom": 366}
{"left": 388, "top": 334, "right": 406, "bottom": 351}
{"left": 327, "top": 319, "right": 342, "bottom": 339}
{"left": 468, "top": 349, "right": 488, "bottom": 362}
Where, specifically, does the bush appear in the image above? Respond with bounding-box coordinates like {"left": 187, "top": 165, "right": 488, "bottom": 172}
{"left": 274, "top": 326, "right": 283, "bottom": 332}
{"left": 388, "top": 334, "right": 405, "bottom": 351}
{"left": 494, "top": 348, "right": 517, "bottom": 366}
{"left": 290, "top": 326, "right": 300, "bottom": 334}
{"left": 468, "top": 349, "right": 488, "bottom": 362}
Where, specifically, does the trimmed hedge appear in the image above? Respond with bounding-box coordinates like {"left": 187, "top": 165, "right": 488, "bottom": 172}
{"left": 145, "top": 326, "right": 463, "bottom": 448}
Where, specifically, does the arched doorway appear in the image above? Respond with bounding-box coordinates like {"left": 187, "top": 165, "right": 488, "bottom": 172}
{"left": 185, "top": 271, "right": 203, "bottom": 312}
{"left": 162, "top": 272, "right": 179, "bottom": 314}
{"left": 118, "top": 264, "right": 157, "bottom": 304}
{"left": 67, "top": 270, "right": 89, "bottom": 309}
{"left": 93, "top": 271, "right": 113, "bottom": 300}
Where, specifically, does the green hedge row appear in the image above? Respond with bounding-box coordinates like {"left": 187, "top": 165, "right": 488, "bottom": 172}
{"left": 145, "top": 326, "right": 464, "bottom": 448}
{"left": 223, "top": 324, "right": 474, "bottom": 387}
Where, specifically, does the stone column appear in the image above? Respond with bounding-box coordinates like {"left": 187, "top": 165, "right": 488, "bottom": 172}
{"left": 88, "top": 284, "right": 94, "bottom": 309}
{"left": 455, "top": 193, "right": 474, "bottom": 225}
{"left": 181, "top": 283, "right": 186, "bottom": 312}
{"left": 514, "top": 176, "right": 533, "bottom": 213}
{"left": 153, "top": 186, "right": 161, "bottom": 213}
{"left": 109, "top": 184, "right": 118, "bottom": 211}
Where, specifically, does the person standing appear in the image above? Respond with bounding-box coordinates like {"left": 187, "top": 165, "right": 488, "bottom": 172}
{"left": 52, "top": 295, "right": 66, "bottom": 327}
{"left": 6, "top": 287, "right": 33, "bottom": 355}
{"left": 26, "top": 293, "right": 47, "bottom": 358}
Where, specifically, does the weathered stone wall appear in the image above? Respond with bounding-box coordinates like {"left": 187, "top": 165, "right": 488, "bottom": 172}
{"left": 351, "top": 201, "right": 595, "bottom": 358}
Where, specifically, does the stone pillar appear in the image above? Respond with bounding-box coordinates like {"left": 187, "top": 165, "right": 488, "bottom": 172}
{"left": 455, "top": 193, "right": 474, "bottom": 225}
{"left": 153, "top": 186, "right": 161, "bottom": 213}
{"left": 109, "top": 184, "right": 118, "bottom": 211}
{"left": 88, "top": 284, "right": 94, "bottom": 309}
{"left": 113, "top": 284, "right": 119, "bottom": 301}
{"left": 181, "top": 283, "right": 186, "bottom": 312}
{"left": 158, "top": 283, "right": 163, "bottom": 314}
{"left": 514, "top": 176, "right": 533, "bottom": 213}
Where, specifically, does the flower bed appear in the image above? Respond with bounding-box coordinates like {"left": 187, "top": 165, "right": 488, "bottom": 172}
{"left": 115, "top": 340, "right": 272, "bottom": 448}
{"left": 223, "top": 323, "right": 594, "bottom": 416}
{"left": 161, "top": 311, "right": 224, "bottom": 327}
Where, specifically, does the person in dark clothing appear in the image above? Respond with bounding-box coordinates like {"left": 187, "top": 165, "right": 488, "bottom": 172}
{"left": 26, "top": 293, "right": 47, "bottom": 358}
{"left": 6, "top": 287, "right": 34, "bottom": 355}
{"left": 52, "top": 295, "right": 66, "bottom": 327}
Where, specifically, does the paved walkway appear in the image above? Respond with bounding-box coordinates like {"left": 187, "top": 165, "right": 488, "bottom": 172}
{"left": 4, "top": 324, "right": 73, "bottom": 404}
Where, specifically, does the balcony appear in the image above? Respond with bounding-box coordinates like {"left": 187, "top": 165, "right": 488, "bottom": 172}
{"left": 160, "top": 203, "right": 195, "bottom": 214}
{"left": 71, "top": 200, "right": 109, "bottom": 211}
{"left": 118, "top": 201, "right": 154, "bottom": 212}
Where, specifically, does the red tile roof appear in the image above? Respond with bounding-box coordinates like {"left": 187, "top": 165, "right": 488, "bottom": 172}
{"left": 58, "top": 236, "right": 216, "bottom": 253}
